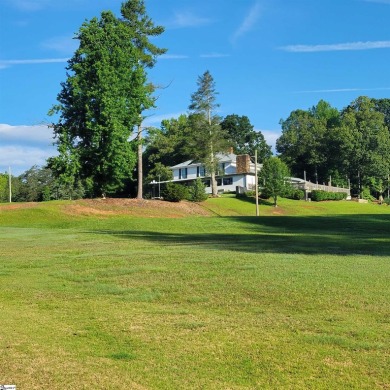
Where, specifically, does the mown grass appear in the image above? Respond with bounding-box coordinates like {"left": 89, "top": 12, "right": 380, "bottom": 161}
{"left": 0, "top": 198, "right": 389, "bottom": 389}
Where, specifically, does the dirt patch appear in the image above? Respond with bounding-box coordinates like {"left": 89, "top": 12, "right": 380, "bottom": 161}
{"left": 61, "top": 198, "right": 212, "bottom": 218}
{"left": 0, "top": 202, "right": 39, "bottom": 210}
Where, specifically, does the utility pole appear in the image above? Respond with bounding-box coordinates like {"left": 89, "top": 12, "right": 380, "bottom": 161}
{"left": 137, "top": 123, "right": 143, "bottom": 199}
{"left": 8, "top": 166, "right": 12, "bottom": 203}
{"left": 255, "top": 150, "right": 259, "bottom": 216}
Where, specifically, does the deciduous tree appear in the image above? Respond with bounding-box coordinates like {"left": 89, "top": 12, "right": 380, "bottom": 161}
{"left": 49, "top": 1, "right": 165, "bottom": 198}
{"left": 260, "top": 157, "right": 291, "bottom": 207}
{"left": 220, "top": 114, "right": 271, "bottom": 162}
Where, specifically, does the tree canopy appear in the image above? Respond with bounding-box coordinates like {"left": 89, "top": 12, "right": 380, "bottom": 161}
{"left": 260, "top": 157, "right": 291, "bottom": 207}
{"left": 277, "top": 97, "right": 390, "bottom": 197}
{"left": 49, "top": 1, "right": 165, "bottom": 197}
{"left": 220, "top": 114, "right": 271, "bottom": 162}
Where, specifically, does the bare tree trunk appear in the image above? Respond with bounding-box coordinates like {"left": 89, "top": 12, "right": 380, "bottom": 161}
{"left": 137, "top": 124, "right": 143, "bottom": 199}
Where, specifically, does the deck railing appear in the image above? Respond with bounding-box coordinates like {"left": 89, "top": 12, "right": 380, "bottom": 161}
{"left": 293, "top": 181, "right": 350, "bottom": 195}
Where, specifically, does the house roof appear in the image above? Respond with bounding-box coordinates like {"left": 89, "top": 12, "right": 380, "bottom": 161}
{"left": 170, "top": 153, "right": 237, "bottom": 169}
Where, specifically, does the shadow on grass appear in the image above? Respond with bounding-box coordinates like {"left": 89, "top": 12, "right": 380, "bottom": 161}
{"left": 93, "top": 214, "right": 390, "bottom": 257}
{"left": 235, "top": 196, "right": 275, "bottom": 207}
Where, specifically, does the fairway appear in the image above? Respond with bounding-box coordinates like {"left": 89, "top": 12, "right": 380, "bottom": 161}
{"left": 0, "top": 198, "right": 389, "bottom": 389}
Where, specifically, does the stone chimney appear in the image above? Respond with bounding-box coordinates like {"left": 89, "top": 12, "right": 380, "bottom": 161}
{"left": 236, "top": 154, "right": 250, "bottom": 174}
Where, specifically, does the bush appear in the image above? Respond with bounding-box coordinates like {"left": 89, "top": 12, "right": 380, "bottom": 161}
{"left": 187, "top": 179, "right": 208, "bottom": 202}
{"left": 383, "top": 197, "right": 390, "bottom": 205}
{"left": 162, "top": 182, "right": 188, "bottom": 202}
{"left": 259, "top": 188, "right": 272, "bottom": 199}
{"left": 236, "top": 190, "right": 256, "bottom": 199}
{"left": 311, "top": 190, "right": 347, "bottom": 201}
{"left": 283, "top": 188, "right": 305, "bottom": 200}
{"left": 361, "top": 187, "right": 376, "bottom": 202}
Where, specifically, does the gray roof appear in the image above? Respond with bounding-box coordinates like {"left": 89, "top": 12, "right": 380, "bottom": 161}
{"left": 170, "top": 153, "right": 237, "bottom": 169}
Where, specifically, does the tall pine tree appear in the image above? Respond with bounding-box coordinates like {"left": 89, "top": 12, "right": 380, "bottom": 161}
{"left": 188, "top": 71, "right": 228, "bottom": 196}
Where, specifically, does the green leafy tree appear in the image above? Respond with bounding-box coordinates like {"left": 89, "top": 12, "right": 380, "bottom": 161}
{"left": 220, "top": 114, "right": 271, "bottom": 162}
{"left": 187, "top": 178, "right": 208, "bottom": 202}
{"left": 372, "top": 98, "right": 390, "bottom": 132}
{"left": 144, "top": 115, "right": 192, "bottom": 174}
{"left": 17, "top": 165, "right": 55, "bottom": 202}
{"left": 260, "top": 157, "right": 291, "bottom": 207}
{"left": 0, "top": 173, "right": 8, "bottom": 203}
{"left": 277, "top": 100, "right": 340, "bottom": 183}
{"left": 338, "top": 96, "right": 390, "bottom": 196}
{"left": 49, "top": 1, "right": 165, "bottom": 198}
{"left": 188, "top": 71, "right": 228, "bottom": 196}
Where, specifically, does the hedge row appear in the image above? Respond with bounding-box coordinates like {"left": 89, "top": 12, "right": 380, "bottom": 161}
{"left": 311, "top": 190, "right": 347, "bottom": 201}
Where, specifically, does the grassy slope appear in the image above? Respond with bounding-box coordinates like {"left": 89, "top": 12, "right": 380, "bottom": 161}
{"left": 0, "top": 198, "right": 389, "bottom": 389}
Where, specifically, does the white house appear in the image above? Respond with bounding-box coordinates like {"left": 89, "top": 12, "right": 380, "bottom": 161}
{"left": 169, "top": 153, "right": 261, "bottom": 194}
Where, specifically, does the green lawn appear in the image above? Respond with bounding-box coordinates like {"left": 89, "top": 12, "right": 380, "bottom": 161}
{"left": 0, "top": 198, "right": 389, "bottom": 389}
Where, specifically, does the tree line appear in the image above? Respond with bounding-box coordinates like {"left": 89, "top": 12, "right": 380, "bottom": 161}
{"left": 277, "top": 97, "right": 390, "bottom": 198}
{"left": 1, "top": 0, "right": 389, "bottom": 202}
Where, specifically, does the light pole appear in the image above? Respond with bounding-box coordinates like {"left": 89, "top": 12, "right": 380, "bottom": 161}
{"left": 8, "top": 166, "right": 12, "bottom": 203}
{"left": 255, "top": 150, "right": 259, "bottom": 216}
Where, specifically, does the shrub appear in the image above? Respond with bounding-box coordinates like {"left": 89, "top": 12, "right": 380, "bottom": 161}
{"left": 283, "top": 188, "right": 305, "bottom": 200}
{"left": 259, "top": 188, "right": 272, "bottom": 199}
{"left": 383, "top": 197, "right": 390, "bottom": 205}
{"left": 187, "top": 179, "right": 208, "bottom": 202}
{"left": 162, "top": 182, "right": 188, "bottom": 202}
{"left": 361, "top": 187, "right": 376, "bottom": 202}
{"left": 311, "top": 190, "right": 347, "bottom": 201}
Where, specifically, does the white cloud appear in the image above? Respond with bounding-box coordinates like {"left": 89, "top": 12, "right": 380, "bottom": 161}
{"left": 0, "top": 58, "right": 69, "bottom": 69}
{"left": 280, "top": 40, "right": 390, "bottom": 52}
{"left": 200, "top": 53, "right": 230, "bottom": 58}
{"left": 8, "top": 0, "right": 51, "bottom": 11}
{"left": 363, "top": 0, "right": 390, "bottom": 4}
{"left": 143, "top": 112, "right": 186, "bottom": 127}
{"left": 231, "top": 1, "right": 262, "bottom": 44}
{"left": 160, "top": 54, "right": 189, "bottom": 60}
{"left": 0, "top": 124, "right": 56, "bottom": 175}
{"left": 0, "top": 124, "right": 54, "bottom": 145}
{"left": 169, "top": 11, "right": 211, "bottom": 28}
{"left": 294, "top": 87, "right": 390, "bottom": 93}
{"left": 41, "top": 36, "right": 78, "bottom": 55}
{"left": 257, "top": 129, "right": 281, "bottom": 153}
{"left": 0, "top": 146, "right": 55, "bottom": 175}
{"left": 6, "top": 0, "right": 87, "bottom": 12}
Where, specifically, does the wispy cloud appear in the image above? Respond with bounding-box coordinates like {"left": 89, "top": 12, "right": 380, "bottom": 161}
{"left": 6, "top": 0, "right": 50, "bottom": 11}
{"left": 294, "top": 87, "right": 390, "bottom": 93}
{"left": 280, "top": 40, "right": 390, "bottom": 52}
{"left": 200, "top": 53, "right": 230, "bottom": 58}
{"left": 143, "top": 112, "right": 186, "bottom": 127}
{"left": 169, "top": 10, "right": 211, "bottom": 28}
{"left": 231, "top": 1, "right": 262, "bottom": 44}
{"left": 0, "top": 58, "right": 69, "bottom": 69}
{"left": 41, "top": 35, "right": 78, "bottom": 55}
{"left": 7, "top": 0, "right": 86, "bottom": 12}
{"left": 160, "top": 54, "right": 189, "bottom": 60}
{"left": 362, "top": 0, "right": 390, "bottom": 4}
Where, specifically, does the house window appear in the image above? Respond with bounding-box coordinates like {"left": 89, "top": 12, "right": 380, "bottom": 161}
{"left": 197, "top": 166, "right": 206, "bottom": 177}
{"left": 223, "top": 177, "right": 233, "bottom": 185}
{"left": 179, "top": 168, "right": 187, "bottom": 179}
{"left": 203, "top": 180, "right": 210, "bottom": 187}
{"left": 217, "top": 178, "right": 222, "bottom": 186}
{"left": 218, "top": 162, "right": 226, "bottom": 175}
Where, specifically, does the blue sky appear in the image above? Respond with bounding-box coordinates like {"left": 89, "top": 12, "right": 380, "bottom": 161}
{"left": 1, "top": 0, "right": 390, "bottom": 175}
